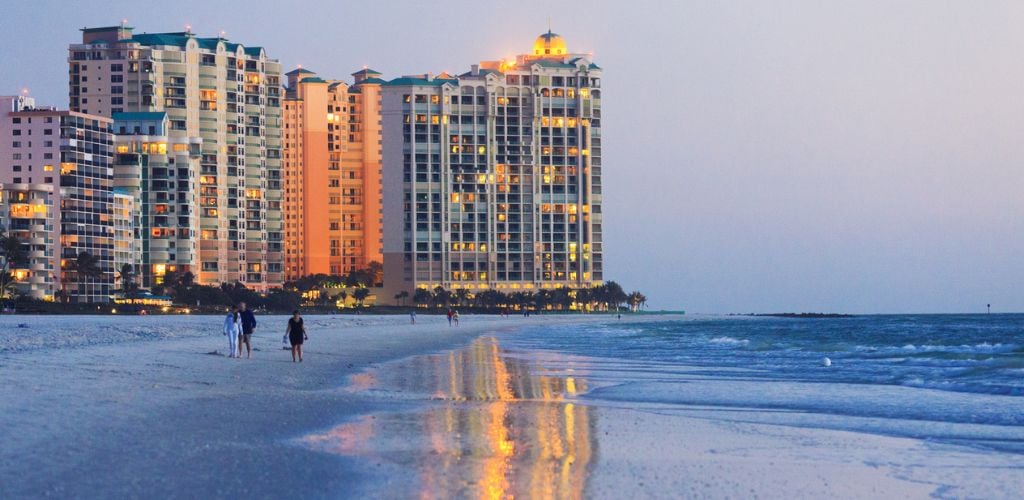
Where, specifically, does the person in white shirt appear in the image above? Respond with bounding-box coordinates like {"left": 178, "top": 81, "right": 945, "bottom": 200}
{"left": 223, "top": 305, "right": 241, "bottom": 358}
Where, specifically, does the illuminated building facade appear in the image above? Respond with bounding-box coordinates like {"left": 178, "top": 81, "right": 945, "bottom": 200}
{"left": 112, "top": 112, "right": 200, "bottom": 287}
{"left": 69, "top": 25, "right": 285, "bottom": 291}
{"left": 0, "top": 182, "right": 58, "bottom": 300}
{"left": 381, "top": 31, "right": 603, "bottom": 295}
{"left": 0, "top": 95, "right": 116, "bottom": 302}
{"left": 111, "top": 190, "right": 138, "bottom": 290}
{"left": 282, "top": 68, "right": 384, "bottom": 280}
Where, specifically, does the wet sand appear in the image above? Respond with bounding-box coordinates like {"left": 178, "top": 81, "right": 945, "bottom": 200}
{"left": 2, "top": 313, "right": 1020, "bottom": 498}
{"left": 0, "top": 314, "right": 613, "bottom": 498}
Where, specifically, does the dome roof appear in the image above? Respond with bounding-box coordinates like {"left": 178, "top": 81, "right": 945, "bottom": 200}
{"left": 533, "top": 30, "right": 567, "bottom": 56}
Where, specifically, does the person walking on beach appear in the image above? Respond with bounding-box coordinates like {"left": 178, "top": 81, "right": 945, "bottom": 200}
{"left": 447, "top": 308, "right": 454, "bottom": 326}
{"left": 223, "top": 305, "right": 241, "bottom": 358}
{"left": 453, "top": 310, "right": 460, "bottom": 326}
{"left": 285, "top": 310, "right": 308, "bottom": 363}
{"left": 238, "top": 302, "right": 257, "bottom": 359}
{"left": 410, "top": 310, "right": 417, "bottom": 324}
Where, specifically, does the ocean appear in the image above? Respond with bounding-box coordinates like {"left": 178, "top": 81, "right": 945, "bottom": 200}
{"left": 504, "top": 313, "right": 1024, "bottom": 452}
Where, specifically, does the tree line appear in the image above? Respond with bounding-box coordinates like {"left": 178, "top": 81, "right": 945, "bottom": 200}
{"left": 398, "top": 281, "right": 649, "bottom": 313}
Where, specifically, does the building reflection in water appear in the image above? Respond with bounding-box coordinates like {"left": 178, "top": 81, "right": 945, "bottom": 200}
{"left": 301, "top": 337, "right": 595, "bottom": 499}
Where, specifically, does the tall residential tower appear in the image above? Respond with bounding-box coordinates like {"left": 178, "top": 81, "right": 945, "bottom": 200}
{"left": 0, "top": 95, "right": 116, "bottom": 302}
{"left": 282, "top": 68, "right": 384, "bottom": 280}
{"left": 381, "top": 31, "right": 603, "bottom": 296}
{"left": 68, "top": 25, "right": 284, "bottom": 290}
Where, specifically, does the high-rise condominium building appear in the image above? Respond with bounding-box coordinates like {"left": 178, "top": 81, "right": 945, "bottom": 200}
{"left": 0, "top": 182, "right": 57, "bottom": 300}
{"left": 381, "top": 31, "right": 603, "bottom": 296}
{"left": 111, "top": 189, "right": 138, "bottom": 290}
{"left": 112, "top": 111, "right": 200, "bottom": 287}
{"left": 0, "top": 95, "right": 115, "bottom": 302}
{"left": 69, "top": 25, "right": 284, "bottom": 291}
{"left": 282, "top": 68, "right": 384, "bottom": 280}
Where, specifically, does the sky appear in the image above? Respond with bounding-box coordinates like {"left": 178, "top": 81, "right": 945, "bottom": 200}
{"left": 2, "top": 0, "right": 1022, "bottom": 313}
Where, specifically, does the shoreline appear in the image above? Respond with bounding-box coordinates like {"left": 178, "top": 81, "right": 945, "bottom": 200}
{"left": 314, "top": 318, "right": 1024, "bottom": 499}
{"left": 0, "top": 313, "right": 618, "bottom": 498}
{"left": 2, "top": 313, "right": 1021, "bottom": 498}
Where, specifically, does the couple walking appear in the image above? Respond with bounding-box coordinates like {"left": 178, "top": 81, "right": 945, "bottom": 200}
{"left": 223, "top": 306, "right": 308, "bottom": 363}
{"left": 223, "top": 302, "right": 257, "bottom": 359}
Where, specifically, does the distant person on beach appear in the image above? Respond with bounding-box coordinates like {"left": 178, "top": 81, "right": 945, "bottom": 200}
{"left": 447, "top": 309, "right": 454, "bottom": 326}
{"left": 285, "top": 310, "right": 307, "bottom": 363}
{"left": 238, "top": 302, "right": 257, "bottom": 359}
{"left": 453, "top": 310, "right": 460, "bottom": 326}
{"left": 223, "top": 305, "right": 241, "bottom": 358}
{"left": 410, "top": 310, "right": 417, "bottom": 324}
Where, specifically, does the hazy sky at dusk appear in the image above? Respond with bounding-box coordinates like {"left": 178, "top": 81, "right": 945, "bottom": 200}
{"left": 2, "top": 0, "right": 1022, "bottom": 313}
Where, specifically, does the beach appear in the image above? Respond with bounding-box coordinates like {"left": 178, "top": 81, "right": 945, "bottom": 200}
{"left": 1, "top": 313, "right": 1022, "bottom": 498}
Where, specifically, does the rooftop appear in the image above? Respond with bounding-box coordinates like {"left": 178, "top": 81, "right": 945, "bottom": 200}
{"left": 352, "top": 68, "right": 383, "bottom": 76}
{"left": 286, "top": 68, "right": 316, "bottom": 76}
{"left": 112, "top": 111, "right": 166, "bottom": 122}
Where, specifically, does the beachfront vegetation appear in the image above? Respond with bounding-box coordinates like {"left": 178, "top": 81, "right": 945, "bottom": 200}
{"left": 407, "top": 281, "right": 643, "bottom": 313}
{"left": 64, "top": 251, "right": 103, "bottom": 301}
{"left": 0, "top": 229, "right": 28, "bottom": 301}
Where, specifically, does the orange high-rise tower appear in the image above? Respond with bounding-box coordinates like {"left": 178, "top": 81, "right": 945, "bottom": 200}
{"left": 283, "top": 68, "right": 384, "bottom": 280}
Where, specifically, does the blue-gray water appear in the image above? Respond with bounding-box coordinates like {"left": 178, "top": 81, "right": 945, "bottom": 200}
{"left": 505, "top": 314, "right": 1024, "bottom": 452}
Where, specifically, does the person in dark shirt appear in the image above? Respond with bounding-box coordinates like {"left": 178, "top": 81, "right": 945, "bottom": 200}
{"left": 238, "top": 302, "right": 257, "bottom": 359}
{"left": 285, "top": 310, "right": 307, "bottom": 363}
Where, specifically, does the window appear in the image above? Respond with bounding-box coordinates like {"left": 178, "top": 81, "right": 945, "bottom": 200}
{"left": 111, "top": 74, "right": 123, "bottom": 83}
{"left": 44, "top": 129, "right": 53, "bottom": 135}
{"left": 111, "top": 86, "right": 123, "bottom": 94}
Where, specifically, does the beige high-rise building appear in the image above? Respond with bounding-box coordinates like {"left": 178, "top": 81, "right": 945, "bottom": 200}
{"left": 282, "top": 68, "right": 383, "bottom": 280}
{"left": 381, "top": 31, "right": 604, "bottom": 295}
{"left": 112, "top": 111, "right": 199, "bottom": 288}
{"left": 0, "top": 182, "right": 57, "bottom": 300}
{"left": 69, "top": 25, "right": 284, "bottom": 290}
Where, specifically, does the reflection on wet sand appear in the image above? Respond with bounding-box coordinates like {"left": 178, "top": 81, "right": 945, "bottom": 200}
{"left": 301, "top": 337, "right": 595, "bottom": 498}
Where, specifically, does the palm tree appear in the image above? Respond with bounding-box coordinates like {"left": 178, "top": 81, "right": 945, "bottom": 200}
{"left": 353, "top": 287, "right": 371, "bottom": 307}
{"left": 116, "top": 263, "right": 139, "bottom": 296}
{"left": 394, "top": 290, "right": 409, "bottom": 306}
{"left": 454, "top": 288, "right": 471, "bottom": 308}
{"left": 604, "top": 281, "right": 628, "bottom": 312}
{"left": 627, "top": 291, "right": 648, "bottom": 313}
{"left": 413, "top": 288, "right": 432, "bottom": 308}
{"left": 0, "top": 230, "right": 28, "bottom": 302}
{"left": 67, "top": 251, "right": 103, "bottom": 303}
{"left": 433, "top": 286, "right": 451, "bottom": 309}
